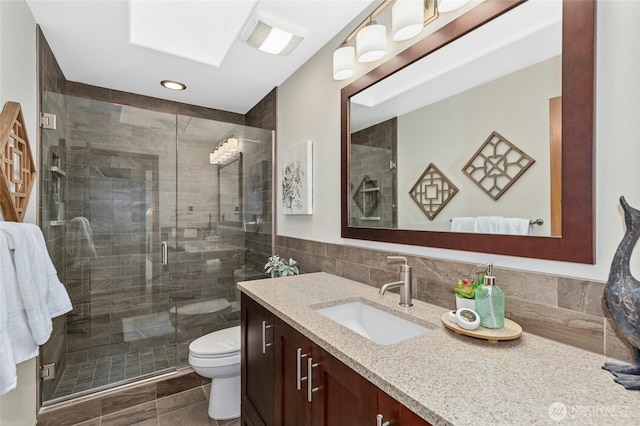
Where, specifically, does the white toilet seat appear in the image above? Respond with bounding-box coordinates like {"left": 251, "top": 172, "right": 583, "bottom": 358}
{"left": 189, "top": 325, "right": 241, "bottom": 358}
{"left": 188, "top": 352, "right": 240, "bottom": 368}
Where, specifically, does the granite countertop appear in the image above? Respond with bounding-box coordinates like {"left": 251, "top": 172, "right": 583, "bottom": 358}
{"left": 238, "top": 272, "right": 639, "bottom": 426}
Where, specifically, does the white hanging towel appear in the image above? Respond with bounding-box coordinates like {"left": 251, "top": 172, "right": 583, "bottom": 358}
{"left": 473, "top": 216, "right": 502, "bottom": 234}
{"left": 451, "top": 217, "right": 476, "bottom": 232}
{"left": 0, "top": 231, "right": 18, "bottom": 395}
{"left": 66, "top": 216, "right": 97, "bottom": 266}
{"left": 0, "top": 222, "right": 72, "bottom": 344}
{"left": 498, "top": 217, "right": 532, "bottom": 235}
{"left": 0, "top": 230, "right": 39, "bottom": 364}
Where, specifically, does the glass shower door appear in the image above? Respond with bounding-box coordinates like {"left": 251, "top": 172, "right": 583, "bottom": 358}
{"left": 40, "top": 98, "right": 179, "bottom": 402}
{"left": 174, "top": 116, "right": 242, "bottom": 365}
{"left": 173, "top": 117, "right": 274, "bottom": 366}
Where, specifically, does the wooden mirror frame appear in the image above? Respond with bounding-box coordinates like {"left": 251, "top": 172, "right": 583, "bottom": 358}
{"left": 341, "top": 0, "right": 595, "bottom": 263}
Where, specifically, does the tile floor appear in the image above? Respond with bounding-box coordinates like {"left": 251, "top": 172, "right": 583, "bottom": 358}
{"left": 74, "top": 396, "right": 240, "bottom": 426}
{"left": 39, "top": 371, "right": 236, "bottom": 426}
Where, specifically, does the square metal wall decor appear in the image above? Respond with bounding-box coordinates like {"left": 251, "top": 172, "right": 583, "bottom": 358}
{"left": 462, "top": 131, "right": 535, "bottom": 201}
{"left": 409, "top": 163, "right": 458, "bottom": 220}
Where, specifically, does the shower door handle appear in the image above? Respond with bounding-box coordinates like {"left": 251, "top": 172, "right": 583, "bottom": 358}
{"left": 161, "top": 241, "right": 168, "bottom": 266}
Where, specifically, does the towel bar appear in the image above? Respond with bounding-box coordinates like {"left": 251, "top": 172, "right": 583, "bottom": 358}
{"left": 449, "top": 218, "right": 544, "bottom": 225}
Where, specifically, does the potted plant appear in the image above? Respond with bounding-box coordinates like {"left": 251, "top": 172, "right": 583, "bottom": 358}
{"left": 264, "top": 255, "right": 300, "bottom": 278}
{"left": 453, "top": 278, "right": 480, "bottom": 311}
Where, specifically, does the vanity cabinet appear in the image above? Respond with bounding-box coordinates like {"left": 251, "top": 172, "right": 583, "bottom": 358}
{"left": 242, "top": 294, "right": 432, "bottom": 425}
{"left": 241, "top": 294, "right": 276, "bottom": 426}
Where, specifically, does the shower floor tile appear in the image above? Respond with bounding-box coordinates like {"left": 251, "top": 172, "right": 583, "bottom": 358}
{"left": 51, "top": 346, "right": 177, "bottom": 400}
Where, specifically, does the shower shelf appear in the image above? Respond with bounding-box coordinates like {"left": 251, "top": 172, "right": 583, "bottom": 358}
{"left": 50, "top": 166, "right": 66, "bottom": 176}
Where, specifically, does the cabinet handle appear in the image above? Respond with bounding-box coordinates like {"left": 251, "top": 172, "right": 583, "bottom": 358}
{"left": 161, "top": 241, "right": 168, "bottom": 266}
{"left": 261, "top": 321, "right": 273, "bottom": 354}
{"left": 376, "top": 414, "right": 391, "bottom": 426}
{"left": 307, "top": 357, "right": 319, "bottom": 402}
{"left": 296, "top": 348, "right": 309, "bottom": 390}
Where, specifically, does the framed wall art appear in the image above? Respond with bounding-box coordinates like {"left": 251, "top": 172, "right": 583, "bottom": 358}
{"left": 281, "top": 140, "right": 313, "bottom": 215}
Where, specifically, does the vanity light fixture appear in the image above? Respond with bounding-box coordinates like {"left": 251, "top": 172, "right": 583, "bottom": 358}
{"left": 333, "top": 44, "right": 356, "bottom": 80}
{"left": 209, "top": 136, "right": 259, "bottom": 165}
{"left": 241, "top": 12, "right": 305, "bottom": 56}
{"left": 332, "top": 0, "right": 438, "bottom": 80}
{"left": 437, "top": 0, "right": 472, "bottom": 13}
{"left": 160, "top": 80, "right": 186, "bottom": 91}
{"left": 209, "top": 137, "right": 239, "bottom": 165}
{"left": 356, "top": 19, "right": 387, "bottom": 63}
{"left": 392, "top": 0, "right": 425, "bottom": 41}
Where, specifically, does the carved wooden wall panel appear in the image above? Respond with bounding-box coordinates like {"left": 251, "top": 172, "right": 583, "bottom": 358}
{"left": 0, "top": 102, "right": 36, "bottom": 222}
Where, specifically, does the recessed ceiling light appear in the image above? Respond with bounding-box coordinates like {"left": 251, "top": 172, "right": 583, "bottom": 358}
{"left": 160, "top": 80, "right": 186, "bottom": 91}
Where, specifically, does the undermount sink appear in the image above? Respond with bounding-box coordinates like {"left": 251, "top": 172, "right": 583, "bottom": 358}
{"left": 315, "top": 301, "right": 431, "bottom": 345}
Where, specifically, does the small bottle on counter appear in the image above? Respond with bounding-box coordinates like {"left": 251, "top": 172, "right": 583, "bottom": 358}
{"left": 475, "top": 264, "right": 505, "bottom": 329}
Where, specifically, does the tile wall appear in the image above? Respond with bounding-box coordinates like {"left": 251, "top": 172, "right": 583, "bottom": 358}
{"left": 350, "top": 117, "right": 397, "bottom": 228}
{"left": 244, "top": 88, "right": 276, "bottom": 276}
{"left": 274, "top": 235, "right": 634, "bottom": 363}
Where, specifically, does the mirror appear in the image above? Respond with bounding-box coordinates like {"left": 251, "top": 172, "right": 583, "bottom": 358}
{"left": 218, "top": 154, "right": 243, "bottom": 227}
{"left": 341, "top": 0, "right": 594, "bottom": 263}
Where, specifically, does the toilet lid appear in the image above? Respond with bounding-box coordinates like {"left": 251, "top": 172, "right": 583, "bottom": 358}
{"left": 189, "top": 325, "right": 241, "bottom": 358}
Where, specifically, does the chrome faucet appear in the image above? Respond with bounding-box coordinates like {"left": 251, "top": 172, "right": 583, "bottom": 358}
{"left": 379, "top": 256, "right": 413, "bottom": 307}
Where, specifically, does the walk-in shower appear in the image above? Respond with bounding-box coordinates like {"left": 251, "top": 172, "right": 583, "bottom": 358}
{"left": 39, "top": 94, "right": 273, "bottom": 404}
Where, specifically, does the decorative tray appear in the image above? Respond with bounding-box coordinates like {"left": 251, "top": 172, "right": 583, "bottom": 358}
{"left": 440, "top": 312, "right": 522, "bottom": 343}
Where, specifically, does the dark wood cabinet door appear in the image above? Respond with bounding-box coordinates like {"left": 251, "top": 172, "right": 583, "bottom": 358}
{"left": 378, "top": 390, "right": 433, "bottom": 426}
{"left": 242, "top": 294, "right": 276, "bottom": 426}
{"left": 310, "top": 346, "right": 376, "bottom": 426}
{"left": 275, "top": 320, "right": 313, "bottom": 426}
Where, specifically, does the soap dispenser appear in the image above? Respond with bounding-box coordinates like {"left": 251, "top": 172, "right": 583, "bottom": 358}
{"left": 475, "top": 264, "right": 505, "bottom": 329}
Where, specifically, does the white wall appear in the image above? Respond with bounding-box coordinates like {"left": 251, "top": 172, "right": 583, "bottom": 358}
{"left": 397, "top": 57, "right": 560, "bottom": 234}
{"left": 277, "top": 0, "right": 640, "bottom": 283}
{"left": 0, "top": 0, "right": 38, "bottom": 424}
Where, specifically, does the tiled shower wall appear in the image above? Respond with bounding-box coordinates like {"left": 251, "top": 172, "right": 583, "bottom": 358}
{"left": 350, "top": 118, "right": 397, "bottom": 228}
{"left": 274, "top": 236, "right": 634, "bottom": 363}
{"left": 244, "top": 88, "right": 276, "bottom": 276}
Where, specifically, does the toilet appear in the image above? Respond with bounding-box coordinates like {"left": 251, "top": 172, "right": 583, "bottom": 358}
{"left": 188, "top": 325, "right": 241, "bottom": 420}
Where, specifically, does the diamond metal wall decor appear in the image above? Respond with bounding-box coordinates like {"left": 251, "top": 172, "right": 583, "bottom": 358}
{"left": 409, "top": 163, "right": 458, "bottom": 220}
{"left": 462, "top": 131, "right": 535, "bottom": 201}
{"left": 0, "top": 102, "right": 36, "bottom": 222}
